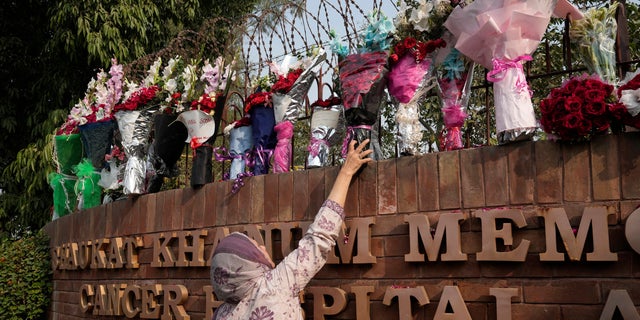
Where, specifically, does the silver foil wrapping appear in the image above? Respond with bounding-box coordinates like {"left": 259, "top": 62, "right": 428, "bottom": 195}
{"left": 115, "top": 108, "right": 156, "bottom": 195}
{"left": 497, "top": 127, "right": 537, "bottom": 145}
{"left": 307, "top": 104, "right": 344, "bottom": 168}
{"left": 274, "top": 50, "right": 327, "bottom": 124}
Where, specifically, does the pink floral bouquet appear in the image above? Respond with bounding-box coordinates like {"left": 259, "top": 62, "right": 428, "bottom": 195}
{"left": 444, "top": 0, "right": 563, "bottom": 144}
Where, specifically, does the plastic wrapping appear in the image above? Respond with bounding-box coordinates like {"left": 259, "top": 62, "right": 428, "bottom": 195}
{"left": 250, "top": 104, "right": 276, "bottom": 175}
{"left": 147, "top": 113, "right": 187, "bottom": 193}
{"left": 339, "top": 52, "right": 389, "bottom": 160}
{"left": 78, "top": 120, "right": 114, "bottom": 169}
{"left": 48, "top": 173, "right": 77, "bottom": 219}
{"left": 115, "top": 108, "right": 155, "bottom": 195}
{"left": 491, "top": 62, "right": 538, "bottom": 144}
{"left": 343, "top": 108, "right": 380, "bottom": 159}
{"left": 445, "top": 0, "right": 559, "bottom": 144}
{"left": 436, "top": 48, "right": 476, "bottom": 151}
{"left": 307, "top": 105, "right": 343, "bottom": 168}
{"left": 272, "top": 121, "right": 294, "bottom": 172}
{"left": 228, "top": 125, "right": 254, "bottom": 179}
{"left": 389, "top": 54, "right": 436, "bottom": 156}
{"left": 569, "top": 4, "right": 617, "bottom": 84}
{"left": 271, "top": 50, "right": 327, "bottom": 173}
{"left": 54, "top": 133, "right": 83, "bottom": 175}
{"left": 190, "top": 96, "right": 226, "bottom": 187}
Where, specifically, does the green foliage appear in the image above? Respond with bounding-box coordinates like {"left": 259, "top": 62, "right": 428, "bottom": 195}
{"left": 0, "top": 0, "right": 260, "bottom": 238}
{"left": 0, "top": 232, "right": 52, "bottom": 319}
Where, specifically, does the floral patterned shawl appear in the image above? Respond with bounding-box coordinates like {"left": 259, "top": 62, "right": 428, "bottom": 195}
{"left": 210, "top": 200, "right": 345, "bottom": 320}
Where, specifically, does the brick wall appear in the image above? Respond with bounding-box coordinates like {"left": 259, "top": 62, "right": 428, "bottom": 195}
{"left": 43, "top": 132, "right": 640, "bottom": 319}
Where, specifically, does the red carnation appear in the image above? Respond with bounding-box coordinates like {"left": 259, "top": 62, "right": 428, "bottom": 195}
{"left": 403, "top": 37, "right": 417, "bottom": 50}
{"left": 310, "top": 96, "right": 342, "bottom": 108}
{"left": 244, "top": 91, "right": 271, "bottom": 113}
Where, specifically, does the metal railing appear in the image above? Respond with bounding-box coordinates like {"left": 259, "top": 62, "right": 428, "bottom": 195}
{"left": 169, "top": 0, "right": 638, "bottom": 187}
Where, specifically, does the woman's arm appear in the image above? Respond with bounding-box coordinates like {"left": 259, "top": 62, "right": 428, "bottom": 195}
{"left": 267, "top": 140, "right": 373, "bottom": 292}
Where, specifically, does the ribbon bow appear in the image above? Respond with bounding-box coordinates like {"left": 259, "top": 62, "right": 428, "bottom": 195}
{"left": 486, "top": 55, "right": 533, "bottom": 94}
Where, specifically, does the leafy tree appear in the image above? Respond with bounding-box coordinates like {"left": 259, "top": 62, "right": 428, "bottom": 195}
{"left": 0, "top": 0, "right": 259, "bottom": 238}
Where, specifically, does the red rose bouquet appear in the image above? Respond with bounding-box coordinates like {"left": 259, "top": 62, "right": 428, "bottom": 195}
{"left": 539, "top": 74, "right": 620, "bottom": 141}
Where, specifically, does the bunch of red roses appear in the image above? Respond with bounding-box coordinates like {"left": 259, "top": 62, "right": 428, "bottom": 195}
{"left": 244, "top": 91, "right": 271, "bottom": 113}
{"left": 310, "top": 96, "right": 342, "bottom": 109}
{"left": 389, "top": 37, "right": 446, "bottom": 65}
{"left": 190, "top": 92, "right": 223, "bottom": 115}
{"left": 113, "top": 85, "right": 160, "bottom": 112}
{"left": 539, "top": 74, "right": 626, "bottom": 141}
{"left": 270, "top": 68, "right": 303, "bottom": 93}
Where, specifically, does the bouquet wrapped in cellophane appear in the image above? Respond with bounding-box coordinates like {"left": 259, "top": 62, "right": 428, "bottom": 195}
{"left": 306, "top": 96, "right": 344, "bottom": 168}
{"left": 331, "top": 10, "right": 394, "bottom": 160}
{"left": 435, "top": 44, "right": 476, "bottom": 151}
{"left": 270, "top": 48, "right": 326, "bottom": 173}
{"left": 444, "top": 0, "right": 560, "bottom": 144}
{"left": 569, "top": 3, "right": 618, "bottom": 85}
{"left": 391, "top": 0, "right": 468, "bottom": 154}
{"left": 388, "top": 37, "right": 445, "bottom": 155}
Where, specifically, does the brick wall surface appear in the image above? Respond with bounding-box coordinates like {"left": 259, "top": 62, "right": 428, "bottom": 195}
{"left": 44, "top": 133, "right": 640, "bottom": 319}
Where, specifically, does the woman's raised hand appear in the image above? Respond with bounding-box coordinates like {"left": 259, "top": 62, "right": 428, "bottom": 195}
{"left": 341, "top": 139, "right": 373, "bottom": 177}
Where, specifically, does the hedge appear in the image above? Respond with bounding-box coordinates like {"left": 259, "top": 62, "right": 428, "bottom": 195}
{"left": 0, "top": 231, "right": 52, "bottom": 320}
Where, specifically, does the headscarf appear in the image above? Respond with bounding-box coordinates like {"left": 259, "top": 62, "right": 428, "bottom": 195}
{"left": 210, "top": 232, "right": 273, "bottom": 305}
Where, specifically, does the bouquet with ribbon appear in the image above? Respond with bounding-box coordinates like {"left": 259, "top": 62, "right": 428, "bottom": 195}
{"left": 539, "top": 74, "right": 624, "bottom": 141}
{"left": 219, "top": 116, "right": 253, "bottom": 180}
{"left": 245, "top": 89, "right": 275, "bottom": 176}
{"left": 269, "top": 48, "right": 326, "bottom": 172}
{"left": 435, "top": 45, "right": 476, "bottom": 151}
{"left": 177, "top": 57, "right": 234, "bottom": 187}
{"left": 49, "top": 123, "right": 83, "bottom": 219}
{"left": 444, "top": 0, "right": 561, "bottom": 144}
{"left": 569, "top": 4, "right": 617, "bottom": 84}
{"left": 391, "top": 0, "right": 467, "bottom": 154}
{"left": 331, "top": 11, "right": 394, "bottom": 160}
{"left": 388, "top": 37, "right": 446, "bottom": 155}
{"left": 307, "top": 96, "right": 344, "bottom": 168}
